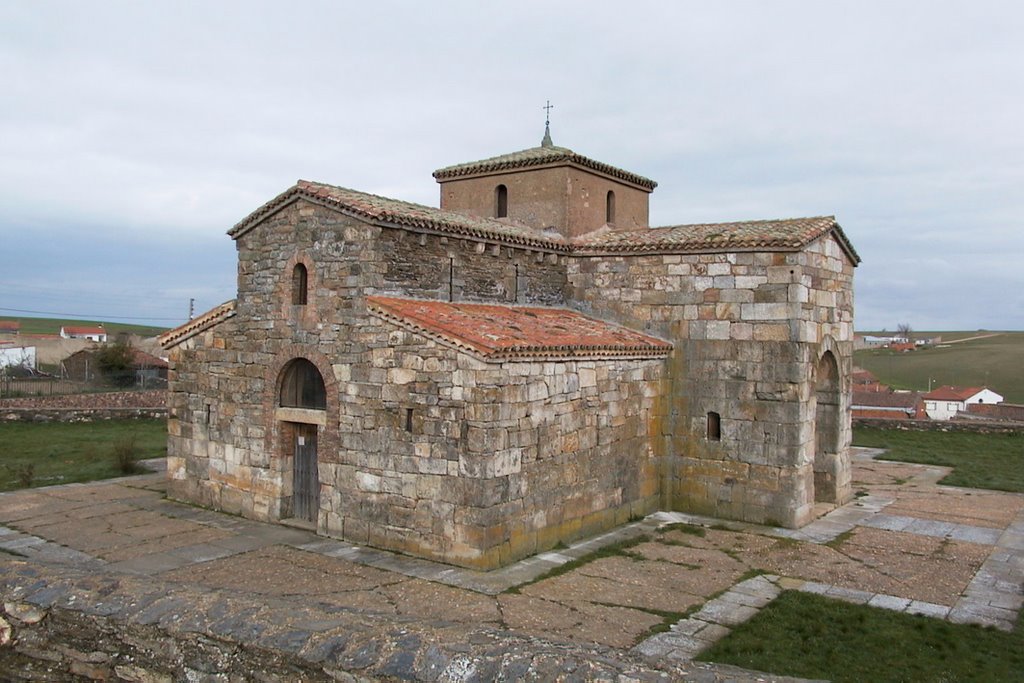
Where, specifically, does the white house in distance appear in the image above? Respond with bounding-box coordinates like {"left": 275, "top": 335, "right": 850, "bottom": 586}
{"left": 922, "top": 385, "right": 1004, "bottom": 421}
{"left": 59, "top": 325, "right": 107, "bottom": 343}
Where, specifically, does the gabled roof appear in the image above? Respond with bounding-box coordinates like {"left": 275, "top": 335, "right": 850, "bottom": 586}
{"left": 574, "top": 216, "right": 861, "bottom": 264}
{"left": 852, "top": 391, "right": 922, "bottom": 409}
{"left": 922, "top": 385, "right": 992, "bottom": 401}
{"left": 229, "top": 180, "right": 858, "bottom": 262}
{"left": 62, "top": 326, "right": 106, "bottom": 336}
{"left": 229, "top": 180, "right": 569, "bottom": 251}
{"left": 158, "top": 300, "right": 236, "bottom": 350}
{"left": 367, "top": 296, "right": 671, "bottom": 361}
{"left": 432, "top": 145, "right": 658, "bottom": 191}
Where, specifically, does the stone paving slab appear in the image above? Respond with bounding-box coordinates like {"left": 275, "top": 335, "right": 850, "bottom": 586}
{"left": 1, "top": 448, "right": 1022, "bottom": 678}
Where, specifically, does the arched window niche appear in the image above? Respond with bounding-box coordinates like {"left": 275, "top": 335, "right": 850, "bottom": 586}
{"left": 279, "top": 358, "right": 326, "bottom": 410}
{"left": 606, "top": 190, "right": 616, "bottom": 224}
{"left": 291, "top": 263, "right": 308, "bottom": 305}
{"left": 495, "top": 184, "right": 508, "bottom": 218}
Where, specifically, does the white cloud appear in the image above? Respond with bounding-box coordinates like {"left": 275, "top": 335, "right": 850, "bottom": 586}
{"left": 1, "top": 0, "right": 1022, "bottom": 328}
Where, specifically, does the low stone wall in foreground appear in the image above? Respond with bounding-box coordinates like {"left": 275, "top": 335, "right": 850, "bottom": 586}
{"left": 0, "top": 390, "right": 167, "bottom": 423}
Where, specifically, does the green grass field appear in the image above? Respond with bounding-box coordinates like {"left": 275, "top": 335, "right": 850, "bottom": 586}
{"left": 0, "top": 315, "right": 168, "bottom": 338}
{"left": 855, "top": 331, "right": 1024, "bottom": 403}
{"left": 699, "top": 590, "right": 1024, "bottom": 682}
{"left": 852, "top": 426, "right": 1024, "bottom": 492}
{"left": 0, "top": 419, "right": 166, "bottom": 491}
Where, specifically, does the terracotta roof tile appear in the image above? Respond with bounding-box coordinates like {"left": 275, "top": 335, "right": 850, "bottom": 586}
{"left": 922, "top": 385, "right": 987, "bottom": 401}
{"left": 574, "top": 216, "right": 861, "bottom": 264}
{"left": 159, "top": 300, "right": 236, "bottom": 349}
{"left": 229, "top": 181, "right": 569, "bottom": 251}
{"left": 432, "top": 145, "right": 657, "bottom": 191}
{"left": 852, "top": 391, "right": 922, "bottom": 409}
{"left": 61, "top": 326, "right": 106, "bottom": 336}
{"left": 367, "top": 296, "right": 671, "bottom": 361}
{"left": 0, "top": 321, "right": 20, "bottom": 332}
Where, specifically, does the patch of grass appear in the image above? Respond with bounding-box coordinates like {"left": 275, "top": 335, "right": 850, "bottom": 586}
{"left": 504, "top": 534, "right": 652, "bottom": 594}
{"left": 112, "top": 436, "right": 144, "bottom": 475}
{"left": 0, "top": 315, "right": 166, "bottom": 338}
{"left": 772, "top": 536, "right": 801, "bottom": 550}
{"left": 698, "top": 590, "right": 1024, "bottom": 682}
{"left": 0, "top": 419, "right": 166, "bottom": 491}
{"left": 656, "top": 522, "right": 706, "bottom": 537}
{"left": 853, "top": 426, "right": 1024, "bottom": 492}
{"left": 824, "top": 529, "right": 855, "bottom": 549}
{"left": 854, "top": 331, "right": 1024, "bottom": 403}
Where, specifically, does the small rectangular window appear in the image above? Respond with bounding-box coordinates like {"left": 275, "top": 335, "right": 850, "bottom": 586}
{"left": 707, "top": 411, "right": 721, "bottom": 441}
{"left": 405, "top": 408, "right": 414, "bottom": 433}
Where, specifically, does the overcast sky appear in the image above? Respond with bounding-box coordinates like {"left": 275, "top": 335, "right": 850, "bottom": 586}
{"left": 2, "top": 1, "right": 1022, "bottom": 331}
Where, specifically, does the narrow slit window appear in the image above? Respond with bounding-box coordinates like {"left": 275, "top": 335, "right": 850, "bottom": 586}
{"left": 707, "top": 411, "right": 721, "bottom": 441}
{"left": 495, "top": 184, "right": 508, "bottom": 218}
{"left": 606, "top": 190, "right": 616, "bottom": 224}
{"left": 292, "top": 263, "right": 308, "bottom": 305}
{"left": 405, "top": 408, "right": 414, "bottom": 432}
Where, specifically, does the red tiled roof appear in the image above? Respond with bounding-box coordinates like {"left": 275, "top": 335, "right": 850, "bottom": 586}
{"left": 229, "top": 180, "right": 858, "bottom": 262}
{"left": 574, "top": 216, "right": 861, "bottom": 264}
{"left": 158, "top": 300, "right": 236, "bottom": 349}
{"left": 229, "top": 181, "right": 569, "bottom": 251}
{"left": 852, "top": 391, "right": 922, "bottom": 409}
{"left": 62, "top": 326, "right": 105, "bottom": 336}
{"left": 432, "top": 144, "right": 658, "bottom": 191}
{"left": 922, "top": 386, "right": 986, "bottom": 401}
{"left": 367, "top": 296, "right": 671, "bottom": 361}
{"left": 0, "top": 321, "right": 19, "bottom": 332}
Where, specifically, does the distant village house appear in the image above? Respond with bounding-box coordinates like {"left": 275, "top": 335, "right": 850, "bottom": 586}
{"left": 60, "top": 325, "right": 107, "bottom": 343}
{"left": 922, "top": 386, "right": 1004, "bottom": 421}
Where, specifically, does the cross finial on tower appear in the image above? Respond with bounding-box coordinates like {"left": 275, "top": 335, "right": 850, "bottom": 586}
{"left": 541, "top": 100, "right": 554, "bottom": 147}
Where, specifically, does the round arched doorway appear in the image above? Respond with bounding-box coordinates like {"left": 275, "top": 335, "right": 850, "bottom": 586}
{"left": 278, "top": 358, "right": 326, "bottom": 523}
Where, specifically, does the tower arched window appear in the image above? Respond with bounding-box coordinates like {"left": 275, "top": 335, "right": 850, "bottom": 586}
{"left": 292, "top": 263, "right": 308, "bottom": 305}
{"left": 606, "top": 190, "right": 616, "bottom": 224}
{"left": 279, "top": 358, "right": 326, "bottom": 410}
{"left": 495, "top": 184, "right": 508, "bottom": 218}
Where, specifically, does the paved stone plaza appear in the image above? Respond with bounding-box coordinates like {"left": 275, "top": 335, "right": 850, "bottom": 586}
{"left": 1, "top": 447, "right": 1022, "bottom": 680}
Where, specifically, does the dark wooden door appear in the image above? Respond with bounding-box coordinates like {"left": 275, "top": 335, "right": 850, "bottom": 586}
{"left": 293, "top": 423, "right": 319, "bottom": 523}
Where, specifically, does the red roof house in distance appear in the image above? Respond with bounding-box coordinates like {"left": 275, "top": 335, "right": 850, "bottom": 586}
{"left": 852, "top": 391, "right": 925, "bottom": 420}
{"left": 922, "top": 385, "right": 1003, "bottom": 421}
{"left": 60, "top": 325, "right": 107, "bottom": 343}
{"left": 0, "top": 321, "right": 20, "bottom": 335}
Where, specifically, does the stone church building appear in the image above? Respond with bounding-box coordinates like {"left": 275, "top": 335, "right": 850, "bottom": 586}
{"left": 160, "top": 130, "right": 859, "bottom": 570}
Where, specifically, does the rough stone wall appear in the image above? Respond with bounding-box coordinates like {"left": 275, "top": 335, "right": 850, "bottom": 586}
{"left": 438, "top": 166, "right": 650, "bottom": 238}
{"left": 379, "top": 227, "right": 567, "bottom": 306}
{"left": 322, "top": 313, "right": 663, "bottom": 569}
{"left": 566, "top": 235, "right": 855, "bottom": 527}
{"left": 166, "top": 199, "right": 662, "bottom": 569}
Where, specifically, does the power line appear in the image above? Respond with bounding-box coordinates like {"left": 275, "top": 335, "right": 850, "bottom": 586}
{"left": 0, "top": 307, "right": 185, "bottom": 322}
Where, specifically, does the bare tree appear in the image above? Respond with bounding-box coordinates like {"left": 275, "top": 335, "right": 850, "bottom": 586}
{"left": 896, "top": 322, "right": 913, "bottom": 344}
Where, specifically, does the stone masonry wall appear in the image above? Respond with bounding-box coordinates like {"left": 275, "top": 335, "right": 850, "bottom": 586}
{"left": 166, "top": 199, "right": 663, "bottom": 568}
{"left": 322, "top": 311, "right": 663, "bottom": 569}
{"left": 438, "top": 166, "right": 650, "bottom": 238}
{"left": 566, "top": 235, "right": 855, "bottom": 527}
{"left": 379, "top": 227, "right": 567, "bottom": 306}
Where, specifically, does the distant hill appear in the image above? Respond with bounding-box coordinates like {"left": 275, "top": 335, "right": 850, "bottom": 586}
{"left": 0, "top": 316, "right": 169, "bottom": 338}
{"left": 854, "top": 331, "right": 1024, "bottom": 404}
